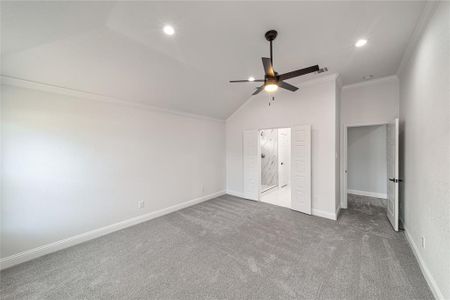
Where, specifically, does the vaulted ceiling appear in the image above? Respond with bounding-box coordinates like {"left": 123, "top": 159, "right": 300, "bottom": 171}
{"left": 1, "top": 1, "right": 426, "bottom": 119}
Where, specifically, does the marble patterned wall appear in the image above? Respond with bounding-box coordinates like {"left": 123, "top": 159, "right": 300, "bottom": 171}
{"left": 260, "top": 129, "right": 278, "bottom": 188}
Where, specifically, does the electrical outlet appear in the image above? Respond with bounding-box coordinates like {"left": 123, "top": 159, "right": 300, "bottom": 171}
{"left": 421, "top": 236, "right": 426, "bottom": 249}
{"left": 138, "top": 200, "right": 145, "bottom": 209}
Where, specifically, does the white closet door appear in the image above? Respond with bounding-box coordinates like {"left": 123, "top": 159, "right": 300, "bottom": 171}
{"left": 278, "top": 129, "right": 290, "bottom": 187}
{"left": 291, "top": 125, "right": 312, "bottom": 214}
{"left": 243, "top": 130, "right": 260, "bottom": 200}
{"left": 387, "top": 119, "right": 400, "bottom": 231}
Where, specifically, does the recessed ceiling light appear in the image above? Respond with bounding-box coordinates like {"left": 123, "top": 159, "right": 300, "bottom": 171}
{"left": 248, "top": 76, "right": 255, "bottom": 82}
{"left": 355, "top": 39, "right": 367, "bottom": 47}
{"left": 163, "top": 25, "right": 175, "bottom": 36}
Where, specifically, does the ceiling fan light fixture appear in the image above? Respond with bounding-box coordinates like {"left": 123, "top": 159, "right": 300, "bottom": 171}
{"left": 163, "top": 25, "right": 175, "bottom": 36}
{"left": 264, "top": 83, "right": 278, "bottom": 92}
{"left": 355, "top": 39, "right": 367, "bottom": 47}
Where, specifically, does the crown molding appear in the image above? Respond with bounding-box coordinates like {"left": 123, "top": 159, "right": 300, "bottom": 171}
{"left": 1, "top": 75, "right": 225, "bottom": 123}
{"left": 342, "top": 75, "right": 399, "bottom": 90}
{"left": 297, "top": 72, "right": 339, "bottom": 88}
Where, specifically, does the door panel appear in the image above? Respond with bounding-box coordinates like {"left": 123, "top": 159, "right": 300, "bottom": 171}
{"left": 278, "top": 128, "right": 290, "bottom": 187}
{"left": 387, "top": 119, "right": 399, "bottom": 231}
{"left": 291, "top": 125, "right": 311, "bottom": 214}
{"left": 243, "top": 130, "right": 260, "bottom": 200}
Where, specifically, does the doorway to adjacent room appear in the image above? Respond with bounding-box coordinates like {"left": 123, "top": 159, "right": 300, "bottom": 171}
{"left": 342, "top": 119, "right": 400, "bottom": 231}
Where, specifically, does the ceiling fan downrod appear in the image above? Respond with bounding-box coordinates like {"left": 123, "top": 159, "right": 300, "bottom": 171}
{"left": 265, "top": 30, "right": 278, "bottom": 67}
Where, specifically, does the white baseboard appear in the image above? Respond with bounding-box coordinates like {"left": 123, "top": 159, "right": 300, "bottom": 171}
{"left": 348, "top": 189, "right": 387, "bottom": 199}
{"left": 0, "top": 190, "right": 225, "bottom": 270}
{"left": 312, "top": 208, "right": 337, "bottom": 220}
{"left": 335, "top": 205, "right": 341, "bottom": 220}
{"left": 225, "top": 189, "right": 246, "bottom": 199}
{"left": 404, "top": 227, "right": 444, "bottom": 300}
{"left": 228, "top": 190, "right": 338, "bottom": 221}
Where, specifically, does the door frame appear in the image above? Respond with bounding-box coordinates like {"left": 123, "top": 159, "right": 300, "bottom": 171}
{"left": 341, "top": 121, "right": 388, "bottom": 209}
{"left": 244, "top": 125, "right": 296, "bottom": 202}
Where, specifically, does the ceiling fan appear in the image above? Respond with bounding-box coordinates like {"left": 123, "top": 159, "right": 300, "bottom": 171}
{"left": 230, "top": 30, "right": 327, "bottom": 95}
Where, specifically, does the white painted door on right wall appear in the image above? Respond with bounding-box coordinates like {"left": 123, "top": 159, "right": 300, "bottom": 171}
{"left": 291, "top": 125, "right": 311, "bottom": 214}
{"left": 387, "top": 118, "right": 399, "bottom": 231}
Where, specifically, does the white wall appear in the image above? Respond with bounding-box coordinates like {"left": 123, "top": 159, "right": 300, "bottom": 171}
{"left": 341, "top": 75, "right": 399, "bottom": 126}
{"left": 347, "top": 125, "right": 387, "bottom": 197}
{"left": 397, "top": 2, "right": 450, "bottom": 299}
{"left": 226, "top": 75, "right": 339, "bottom": 219}
{"left": 1, "top": 83, "right": 226, "bottom": 260}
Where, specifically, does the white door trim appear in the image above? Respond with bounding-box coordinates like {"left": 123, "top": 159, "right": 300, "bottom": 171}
{"left": 341, "top": 122, "right": 388, "bottom": 208}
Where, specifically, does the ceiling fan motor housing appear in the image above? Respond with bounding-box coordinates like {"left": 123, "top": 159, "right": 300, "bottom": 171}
{"left": 265, "top": 30, "right": 278, "bottom": 41}
{"left": 265, "top": 73, "right": 279, "bottom": 83}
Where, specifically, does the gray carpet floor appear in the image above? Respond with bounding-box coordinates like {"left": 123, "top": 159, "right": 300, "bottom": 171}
{"left": 1, "top": 194, "right": 433, "bottom": 300}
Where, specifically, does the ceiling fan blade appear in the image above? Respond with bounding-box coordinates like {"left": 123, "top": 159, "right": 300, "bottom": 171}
{"left": 230, "top": 79, "right": 265, "bottom": 83}
{"left": 262, "top": 57, "right": 275, "bottom": 77}
{"left": 252, "top": 85, "right": 264, "bottom": 95}
{"left": 278, "top": 65, "right": 320, "bottom": 81}
{"left": 278, "top": 81, "right": 299, "bottom": 92}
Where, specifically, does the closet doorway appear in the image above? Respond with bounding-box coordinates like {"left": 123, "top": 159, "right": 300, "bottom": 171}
{"left": 243, "top": 124, "right": 311, "bottom": 214}
{"left": 259, "top": 128, "right": 291, "bottom": 208}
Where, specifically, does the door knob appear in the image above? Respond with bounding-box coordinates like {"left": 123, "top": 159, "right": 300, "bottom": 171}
{"left": 389, "top": 178, "right": 401, "bottom": 183}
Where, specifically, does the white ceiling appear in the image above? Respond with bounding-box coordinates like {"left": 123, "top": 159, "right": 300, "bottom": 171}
{"left": 1, "top": 1, "right": 426, "bottom": 119}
